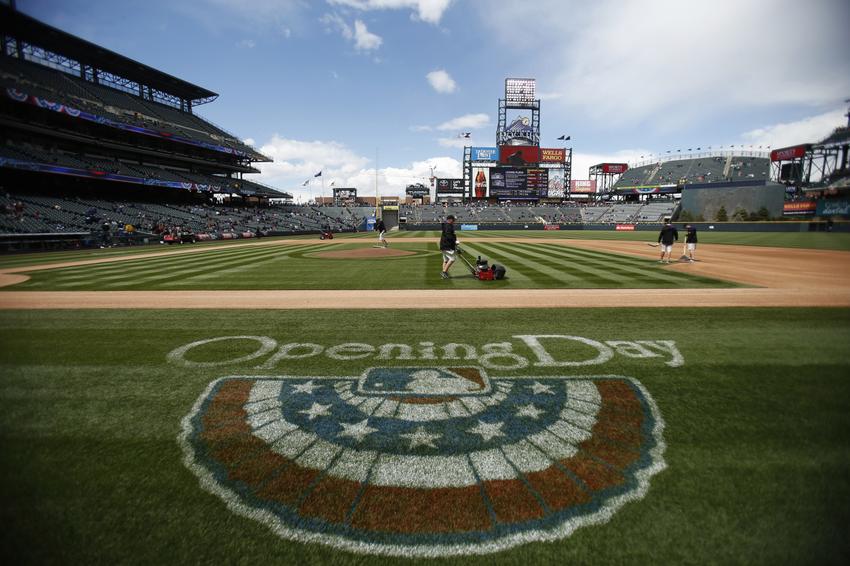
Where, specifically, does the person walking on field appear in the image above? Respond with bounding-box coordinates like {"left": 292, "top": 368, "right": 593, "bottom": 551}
{"left": 684, "top": 224, "right": 698, "bottom": 262}
{"left": 657, "top": 219, "right": 678, "bottom": 263}
{"left": 376, "top": 218, "right": 388, "bottom": 248}
{"left": 440, "top": 214, "right": 457, "bottom": 279}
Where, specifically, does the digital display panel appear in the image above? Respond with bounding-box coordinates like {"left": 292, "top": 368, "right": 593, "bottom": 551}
{"left": 490, "top": 167, "right": 548, "bottom": 199}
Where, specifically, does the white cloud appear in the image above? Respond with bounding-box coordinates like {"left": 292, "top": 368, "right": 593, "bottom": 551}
{"left": 437, "top": 137, "right": 471, "bottom": 148}
{"left": 253, "top": 135, "right": 459, "bottom": 201}
{"left": 242, "top": 138, "right": 256, "bottom": 146}
{"left": 478, "top": 0, "right": 850, "bottom": 129}
{"left": 426, "top": 69, "right": 456, "bottom": 94}
{"left": 436, "top": 113, "right": 490, "bottom": 131}
{"left": 352, "top": 19, "right": 382, "bottom": 51}
{"left": 321, "top": 13, "right": 382, "bottom": 52}
{"left": 185, "top": 0, "right": 307, "bottom": 37}
{"left": 328, "top": 0, "right": 453, "bottom": 24}
{"left": 740, "top": 109, "right": 846, "bottom": 149}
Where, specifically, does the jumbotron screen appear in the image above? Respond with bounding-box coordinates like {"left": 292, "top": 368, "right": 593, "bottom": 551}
{"left": 489, "top": 167, "right": 548, "bottom": 199}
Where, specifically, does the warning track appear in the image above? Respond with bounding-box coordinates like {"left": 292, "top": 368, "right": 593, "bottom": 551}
{"left": 1, "top": 238, "right": 848, "bottom": 309}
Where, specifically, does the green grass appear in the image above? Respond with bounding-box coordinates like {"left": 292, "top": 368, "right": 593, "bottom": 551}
{"left": 1, "top": 308, "right": 849, "bottom": 564}
{"left": 1, "top": 229, "right": 847, "bottom": 272}
{"left": 4, "top": 240, "right": 737, "bottom": 291}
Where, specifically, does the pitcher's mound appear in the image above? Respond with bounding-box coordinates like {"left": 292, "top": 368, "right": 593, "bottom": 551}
{"left": 314, "top": 247, "right": 416, "bottom": 259}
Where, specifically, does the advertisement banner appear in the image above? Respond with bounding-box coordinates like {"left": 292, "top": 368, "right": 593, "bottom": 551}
{"left": 816, "top": 199, "right": 850, "bottom": 217}
{"left": 615, "top": 224, "right": 636, "bottom": 231}
{"left": 473, "top": 167, "right": 490, "bottom": 199}
{"left": 460, "top": 224, "right": 479, "bottom": 231}
{"left": 405, "top": 184, "right": 429, "bottom": 197}
{"left": 499, "top": 146, "right": 540, "bottom": 165}
{"left": 539, "top": 148, "right": 566, "bottom": 163}
{"left": 569, "top": 179, "right": 597, "bottom": 194}
{"left": 471, "top": 147, "right": 498, "bottom": 162}
{"left": 436, "top": 178, "right": 464, "bottom": 194}
{"left": 770, "top": 145, "right": 809, "bottom": 162}
{"left": 782, "top": 201, "right": 817, "bottom": 215}
{"left": 543, "top": 224, "right": 561, "bottom": 230}
{"left": 602, "top": 163, "right": 628, "bottom": 174}
{"left": 547, "top": 168, "right": 566, "bottom": 198}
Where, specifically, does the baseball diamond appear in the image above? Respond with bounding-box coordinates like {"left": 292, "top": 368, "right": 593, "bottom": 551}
{"left": 2, "top": 3, "right": 850, "bottom": 564}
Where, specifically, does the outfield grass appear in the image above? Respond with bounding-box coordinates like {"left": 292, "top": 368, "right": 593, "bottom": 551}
{"left": 1, "top": 229, "right": 847, "bottom": 272}
{"left": 5, "top": 241, "right": 738, "bottom": 291}
{"left": 1, "top": 308, "right": 848, "bottom": 564}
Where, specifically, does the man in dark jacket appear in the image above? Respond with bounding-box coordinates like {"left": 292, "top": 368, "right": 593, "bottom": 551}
{"left": 440, "top": 215, "right": 457, "bottom": 279}
{"left": 684, "top": 224, "right": 697, "bottom": 262}
{"left": 376, "top": 219, "right": 387, "bottom": 248}
{"left": 657, "top": 219, "right": 679, "bottom": 263}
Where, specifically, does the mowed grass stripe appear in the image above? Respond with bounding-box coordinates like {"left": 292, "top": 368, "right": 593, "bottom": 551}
{"left": 484, "top": 242, "right": 625, "bottom": 286}
{"left": 451, "top": 243, "right": 538, "bottom": 286}
{"left": 540, "top": 244, "right": 735, "bottom": 287}
{"left": 23, "top": 244, "right": 328, "bottom": 289}
{"left": 98, "top": 247, "right": 301, "bottom": 289}
{"left": 464, "top": 242, "right": 579, "bottom": 286}
{"left": 529, "top": 243, "right": 695, "bottom": 285}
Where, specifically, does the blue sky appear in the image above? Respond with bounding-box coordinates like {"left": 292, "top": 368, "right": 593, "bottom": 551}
{"left": 17, "top": 0, "right": 850, "bottom": 200}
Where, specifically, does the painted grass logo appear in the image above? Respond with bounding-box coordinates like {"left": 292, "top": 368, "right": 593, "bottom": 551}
{"left": 179, "top": 367, "right": 666, "bottom": 557}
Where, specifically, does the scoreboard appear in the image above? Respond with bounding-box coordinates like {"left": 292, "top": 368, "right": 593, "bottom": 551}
{"left": 489, "top": 167, "right": 549, "bottom": 199}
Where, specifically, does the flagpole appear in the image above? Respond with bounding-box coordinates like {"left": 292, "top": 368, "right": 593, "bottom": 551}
{"left": 375, "top": 147, "right": 379, "bottom": 218}
{"left": 321, "top": 172, "right": 325, "bottom": 206}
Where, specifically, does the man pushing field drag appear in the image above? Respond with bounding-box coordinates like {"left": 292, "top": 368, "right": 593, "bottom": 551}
{"left": 657, "top": 219, "right": 678, "bottom": 264}
{"left": 376, "top": 218, "right": 388, "bottom": 248}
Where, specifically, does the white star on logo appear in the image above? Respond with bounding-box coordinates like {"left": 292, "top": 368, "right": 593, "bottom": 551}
{"left": 468, "top": 420, "right": 505, "bottom": 442}
{"left": 399, "top": 426, "right": 442, "bottom": 449}
{"left": 299, "top": 402, "right": 331, "bottom": 421}
{"left": 528, "top": 381, "right": 554, "bottom": 395}
{"left": 337, "top": 419, "right": 378, "bottom": 443}
{"left": 291, "top": 380, "right": 319, "bottom": 395}
{"left": 515, "top": 403, "right": 545, "bottom": 420}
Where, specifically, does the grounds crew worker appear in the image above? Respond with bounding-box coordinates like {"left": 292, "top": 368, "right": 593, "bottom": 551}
{"left": 376, "top": 219, "right": 388, "bottom": 248}
{"left": 684, "top": 224, "right": 698, "bottom": 262}
{"left": 440, "top": 215, "right": 457, "bottom": 279}
{"left": 657, "top": 219, "right": 679, "bottom": 264}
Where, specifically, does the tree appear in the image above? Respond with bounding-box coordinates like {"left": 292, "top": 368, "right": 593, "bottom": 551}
{"left": 732, "top": 207, "right": 748, "bottom": 221}
{"left": 757, "top": 206, "right": 770, "bottom": 221}
{"left": 715, "top": 205, "right": 728, "bottom": 222}
{"left": 679, "top": 210, "right": 694, "bottom": 222}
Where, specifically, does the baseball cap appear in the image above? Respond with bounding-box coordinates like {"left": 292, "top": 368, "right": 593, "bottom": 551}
{"left": 446, "top": 215, "right": 455, "bottom": 220}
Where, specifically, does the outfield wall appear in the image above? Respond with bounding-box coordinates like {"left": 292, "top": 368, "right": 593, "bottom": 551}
{"left": 680, "top": 182, "right": 786, "bottom": 220}
{"left": 400, "top": 221, "right": 849, "bottom": 233}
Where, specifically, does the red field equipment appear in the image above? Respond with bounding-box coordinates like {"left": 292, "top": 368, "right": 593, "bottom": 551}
{"left": 457, "top": 247, "right": 506, "bottom": 281}
{"left": 319, "top": 230, "right": 334, "bottom": 240}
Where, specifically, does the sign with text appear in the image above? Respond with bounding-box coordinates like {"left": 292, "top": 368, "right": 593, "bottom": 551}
{"left": 539, "top": 148, "right": 566, "bottom": 163}
{"left": 436, "top": 178, "right": 464, "bottom": 194}
{"left": 570, "top": 180, "right": 597, "bottom": 194}
{"left": 602, "top": 163, "right": 628, "bottom": 174}
{"left": 490, "top": 167, "right": 548, "bottom": 199}
{"left": 471, "top": 147, "right": 498, "bottom": 162}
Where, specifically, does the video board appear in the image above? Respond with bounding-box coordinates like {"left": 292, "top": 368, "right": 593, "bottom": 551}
{"left": 490, "top": 167, "right": 548, "bottom": 199}
{"left": 436, "top": 178, "right": 464, "bottom": 194}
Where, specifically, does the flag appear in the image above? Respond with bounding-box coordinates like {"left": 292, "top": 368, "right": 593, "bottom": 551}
{"left": 314, "top": 170, "right": 322, "bottom": 177}
{"left": 557, "top": 135, "right": 565, "bottom": 140}
{"left": 458, "top": 132, "right": 471, "bottom": 138}
{"left": 330, "top": 181, "right": 335, "bottom": 187}
{"left": 302, "top": 179, "right": 309, "bottom": 186}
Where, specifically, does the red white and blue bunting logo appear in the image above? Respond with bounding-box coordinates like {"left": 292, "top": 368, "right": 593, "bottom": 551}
{"left": 179, "top": 368, "right": 666, "bottom": 557}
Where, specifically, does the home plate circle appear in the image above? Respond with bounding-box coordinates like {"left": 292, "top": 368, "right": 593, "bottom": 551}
{"left": 179, "top": 367, "right": 666, "bottom": 557}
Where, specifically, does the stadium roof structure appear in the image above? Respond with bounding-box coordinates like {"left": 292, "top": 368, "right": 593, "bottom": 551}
{"left": 0, "top": 5, "right": 217, "bottom": 105}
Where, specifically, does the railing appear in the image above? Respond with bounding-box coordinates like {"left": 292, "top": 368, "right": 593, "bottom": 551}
{"left": 629, "top": 149, "right": 770, "bottom": 169}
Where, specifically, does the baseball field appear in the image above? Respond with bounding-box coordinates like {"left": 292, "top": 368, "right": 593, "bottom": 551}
{"left": 1, "top": 230, "right": 849, "bottom": 564}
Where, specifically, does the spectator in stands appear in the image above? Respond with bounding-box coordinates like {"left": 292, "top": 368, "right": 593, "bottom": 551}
{"left": 376, "top": 218, "right": 388, "bottom": 248}
{"left": 440, "top": 215, "right": 457, "bottom": 280}
{"left": 657, "top": 219, "right": 678, "bottom": 264}
{"left": 684, "top": 224, "right": 698, "bottom": 262}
